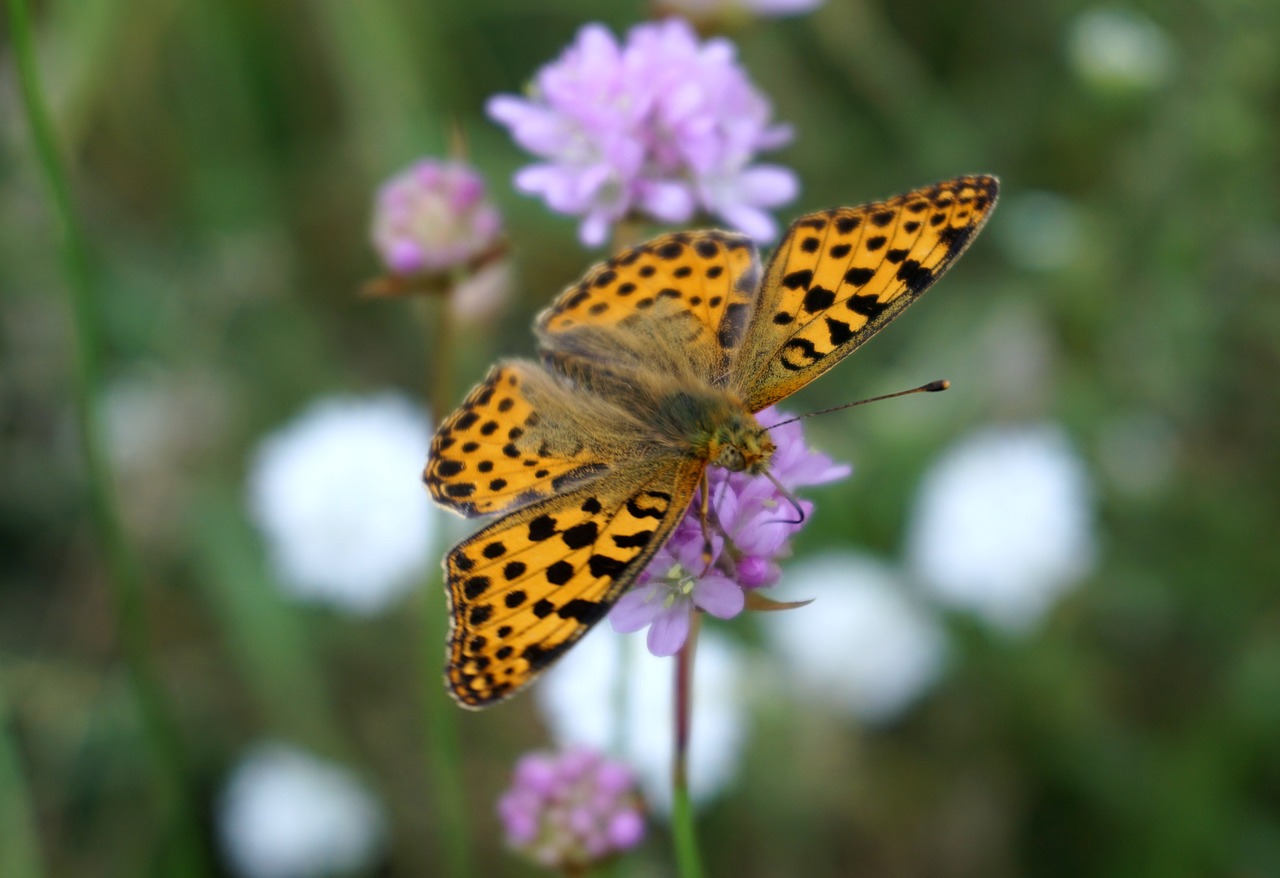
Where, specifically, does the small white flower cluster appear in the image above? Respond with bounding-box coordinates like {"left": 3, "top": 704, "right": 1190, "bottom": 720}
{"left": 247, "top": 393, "right": 436, "bottom": 615}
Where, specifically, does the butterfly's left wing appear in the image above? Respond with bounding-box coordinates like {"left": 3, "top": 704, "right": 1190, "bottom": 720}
{"left": 536, "top": 230, "right": 762, "bottom": 383}
{"left": 730, "top": 175, "right": 999, "bottom": 411}
{"left": 444, "top": 457, "right": 703, "bottom": 708}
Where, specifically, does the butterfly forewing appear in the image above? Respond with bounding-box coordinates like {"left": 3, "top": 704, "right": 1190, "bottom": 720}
{"left": 536, "top": 230, "right": 761, "bottom": 368}
{"left": 732, "top": 175, "right": 999, "bottom": 410}
{"left": 445, "top": 459, "right": 704, "bottom": 707}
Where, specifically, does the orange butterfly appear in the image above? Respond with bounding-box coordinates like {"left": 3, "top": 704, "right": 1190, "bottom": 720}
{"left": 426, "top": 175, "right": 998, "bottom": 707}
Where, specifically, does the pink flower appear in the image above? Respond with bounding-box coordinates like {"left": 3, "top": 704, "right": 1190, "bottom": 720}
{"left": 370, "top": 159, "right": 503, "bottom": 275}
{"left": 609, "top": 407, "right": 850, "bottom": 654}
{"left": 487, "top": 19, "right": 797, "bottom": 246}
{"left": 497, "top": 748, "right": 645, "bottom": 871}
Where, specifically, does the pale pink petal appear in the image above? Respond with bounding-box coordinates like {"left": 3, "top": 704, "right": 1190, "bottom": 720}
{"left": 692, "top": 574, "right": 745, "bottom": 619}
{"left": 646, "top": 605, "right": 692, "bottom": 656}
{"left": 609, "top": 583, "right": 666, "bottom": 633}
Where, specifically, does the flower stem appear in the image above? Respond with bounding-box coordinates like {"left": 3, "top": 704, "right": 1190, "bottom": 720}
{"left": 418, "top": 292, "right": 473, "bottom": 878}
{"left": 0, "top": 686, "right": 45, "bottom": 878}
{"left": 671, "top": 614, "right": 705, "bottom": 878}
{"left": 7, "top": 2, "right": 207, "bottom": 873}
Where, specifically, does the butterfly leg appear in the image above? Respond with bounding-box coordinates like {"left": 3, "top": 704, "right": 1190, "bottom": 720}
{"left": 698, "top": 469, "right": 715, "bottom": 575}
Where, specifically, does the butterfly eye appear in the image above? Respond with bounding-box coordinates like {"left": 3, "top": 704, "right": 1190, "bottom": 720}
{"left": 715, "top": 445, "right": 746, "bottom": 471}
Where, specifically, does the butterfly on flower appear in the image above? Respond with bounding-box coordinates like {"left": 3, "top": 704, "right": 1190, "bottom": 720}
{"left": 425, "top": 175, "right": 999, "bottom": 708}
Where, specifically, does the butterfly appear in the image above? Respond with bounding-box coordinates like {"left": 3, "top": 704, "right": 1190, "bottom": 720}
{"left": 425, "top": 175, "right": 999, "bottom": 707}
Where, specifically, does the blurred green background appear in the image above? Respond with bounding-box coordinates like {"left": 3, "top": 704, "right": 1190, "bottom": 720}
{"left": 3, "top": 0, "right": 1279, "bottom": 876}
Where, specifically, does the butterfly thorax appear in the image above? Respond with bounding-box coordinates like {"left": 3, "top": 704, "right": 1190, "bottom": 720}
{"left": 660, "top": 389, "right": 775, "bottom": 475}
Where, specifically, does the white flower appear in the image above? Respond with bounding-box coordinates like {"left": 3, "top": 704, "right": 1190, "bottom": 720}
{"left": 537, "top": 627, "right": 746, "bottom": 812}
{"left": 1067, "top": 8, "right": 1173, "bottom": 92}
{"left": 764, "top": 553, "right": 946, "bottom": 723}
{"left": 247, "top": 393, "right": 435, "bottom": 614}
{"left": 218, "top": 742, "right": 386, "bottom": 878}
{"left": 907, "top": 425, "right": 1097, "bottom": 634}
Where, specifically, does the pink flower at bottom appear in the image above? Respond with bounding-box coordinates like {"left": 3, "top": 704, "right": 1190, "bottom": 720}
{"left": 497, "top": 748, "right": 645, "bottom": 871}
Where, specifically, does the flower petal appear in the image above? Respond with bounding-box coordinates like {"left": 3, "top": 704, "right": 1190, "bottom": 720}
{"left": 609, "top": 583, "right": 666, "bottom": 633}
{"left": 646, "top": 605, "right": 692, "bottom": 656}
{"left": 692, "top": 574, "right": 745, "bottom": 619}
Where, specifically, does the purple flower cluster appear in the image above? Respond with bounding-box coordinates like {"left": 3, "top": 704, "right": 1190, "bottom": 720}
{"left": 497, "top": 748, "right": 645, "bottom": 871}
{"left": 611, "top": 408, "right": 850, "bottom": 656}
{"left": 488, "top": 19, "right": 798, "bottom": 247}
{"left": 371, "top": 159, "right": 503, "bottom": 276}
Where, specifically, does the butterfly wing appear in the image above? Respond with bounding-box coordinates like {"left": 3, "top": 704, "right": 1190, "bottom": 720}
{"left": 536, "top": 230, "right": 762, "bottom": 377}
{"left": 730, "top": 175, "right": 999, "bottom": 411}
{"left": 427, "top": 361, "right": 644, "bottom": 518}
{"left": 444, "top": 457, "right": 704, "bottom": 707}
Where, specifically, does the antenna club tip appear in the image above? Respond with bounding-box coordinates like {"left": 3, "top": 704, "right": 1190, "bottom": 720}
{"left": 925, "top": 379, "right": 950, "bottom": 392}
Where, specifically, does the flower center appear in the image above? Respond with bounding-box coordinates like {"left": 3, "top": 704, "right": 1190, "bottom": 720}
{"left": 659, "top": 564, "right": 697, "bottom": 608}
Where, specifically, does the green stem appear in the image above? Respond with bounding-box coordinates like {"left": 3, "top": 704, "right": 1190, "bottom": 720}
{"left": 0, "top": 686, "right": 45, "bottom": 878}
{"left": 419, "top": 293, "right": 473, "bottom": 878}
{"left": 7, "top": 2, "right": 207, "bottom": 873}
{"left": 671, "top": 614, "right": 705, "bottom": 878}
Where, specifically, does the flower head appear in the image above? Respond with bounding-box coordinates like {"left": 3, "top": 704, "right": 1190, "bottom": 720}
{"left": 488, "top": 19, "right": 797, "bottom": 246}
{"left": 218, "top": 742, "right": 386, "bottom": 878}
{"left": 247, "top": 393, "right": 435, "bottom": 614}
{"left": 371, "top": 158, "right": 503, "bottom": 276}
{"left": 497, "top": 747, "right": 645, "bottom": 871}
{"left": 610, "top": 407, "right": 849, "bottom": 654}
{"left": 906, "top": 424, "right": 1097, "bottom": 633}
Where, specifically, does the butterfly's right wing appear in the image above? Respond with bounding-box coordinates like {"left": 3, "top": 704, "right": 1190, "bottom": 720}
{"left": 444, "top": 457, "right": 704, "bottom": 707}
{"left": 730, "top": 175, "right": 999, "bottom": 411}
{"left": 427, "top": 361, "right": 644, "bottom": 518}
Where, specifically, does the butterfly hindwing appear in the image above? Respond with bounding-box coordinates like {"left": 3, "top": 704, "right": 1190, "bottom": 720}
{"left": 731, "top": 175, "right": 999, "bottom": 410}
{"left": 444, "top": 459, "right": 704, "bottom": 707}
{"left": 426, "top": 362, "right": 619, "bottom": 517}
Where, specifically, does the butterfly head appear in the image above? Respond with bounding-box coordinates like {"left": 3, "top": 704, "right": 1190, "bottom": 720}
{"left": 709, "top": 415, "right": 776, "bottom": 476}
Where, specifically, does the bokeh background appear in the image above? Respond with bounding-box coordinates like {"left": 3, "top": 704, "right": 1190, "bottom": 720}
{"left": 3, "top": 0, "right": 1279, "bottom": 876}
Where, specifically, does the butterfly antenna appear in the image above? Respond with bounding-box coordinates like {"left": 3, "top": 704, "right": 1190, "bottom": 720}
{"left": 768, "top": 380, "right": 950, "bottom": 429}
{"left": 762, "top": 469, "right": 806, "bottom": 526}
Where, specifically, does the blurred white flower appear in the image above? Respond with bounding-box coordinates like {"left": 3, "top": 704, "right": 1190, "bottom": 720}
{"left": 537, "top": 627, "right": 746, "bottom": 812}
{"left": 907, "top": 425, "right": 1097, "bottom": 634}
{"left": 1067, "top": 8, "right": 1173, "bottom": 92}
{"left": 218, "top": 742, "right": 386, "bottom": 878}
{"left": 103, "top": 368, "right": 231, "bottom": 473}
{"left": 765, "top": 552, "right": 947, "bottom": 723}
{"left": 996, "top": 191, "right": 1085, "bottom": 273}
{"left": 247, "top": 393, "right": 435, "bottom": 614}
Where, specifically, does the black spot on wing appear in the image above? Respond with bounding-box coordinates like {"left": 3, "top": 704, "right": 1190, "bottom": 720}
{"left": 557, "top": 599, "right": 607, "bottom": 624}
{"left": 896, "top": 259, "right": 934, "bottom": 294}
{"left": 847, "top": 293, "right": 890, "bottom": 319}
{"left": 782, "top": 269, "right": 813, "bottom": 290}
{"left": 825, "top": 316, "right": 855, "bottom": 346}
{"left": 802, "top": 286, "right": 836, "bottom": 313}
{"left": 780, "top": 338, "right": 821, "bottom": 371}
{"left": 588, "top": 554, "right": 628, "bottom": 579}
